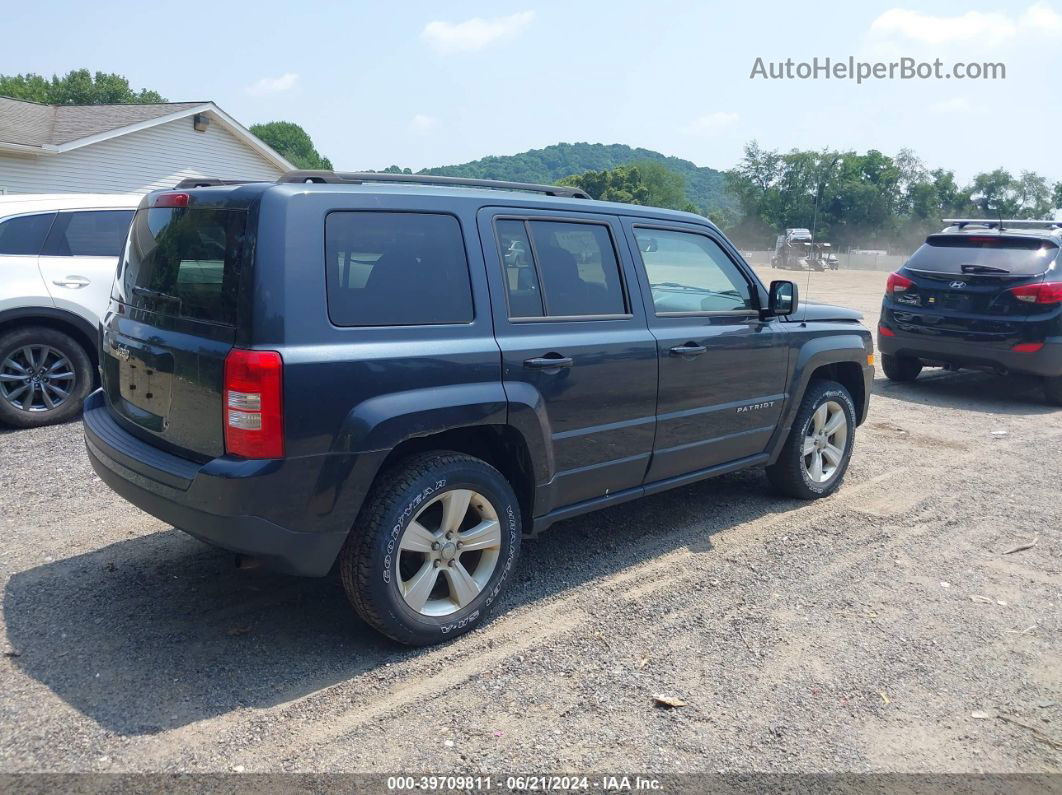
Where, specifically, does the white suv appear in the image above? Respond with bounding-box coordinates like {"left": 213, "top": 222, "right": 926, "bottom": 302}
{"left": 0, "top": 194, "right": 139, "bottom": 427}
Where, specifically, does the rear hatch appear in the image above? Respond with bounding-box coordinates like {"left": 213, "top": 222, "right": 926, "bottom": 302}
{"left": 101, "top": 195, "right": 252, "bottom": 460}
{"left": 892, "top": 234, "right": 1058, "bottom": 341}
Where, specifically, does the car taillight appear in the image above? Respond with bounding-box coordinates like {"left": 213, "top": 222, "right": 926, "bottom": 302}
{"left": 878, "top": 325, "right": 896, "bottom": 337}
{"left": 223, "top": 349, "right": 284, "bottom": 459}
{"left": 154, "top": 192, "right": 190, "bottom": 208}
{"left": 1010, "top": 282, "right": 1062, "bottom": 304}
{"left": 886, "top": 272, "right": 914, "bottom": 296}
{"left": 1012, "top": 342, "right": 1045, "bottom": 353}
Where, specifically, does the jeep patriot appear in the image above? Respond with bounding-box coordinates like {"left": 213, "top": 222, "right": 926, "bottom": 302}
{"left": 83, "top": 171, "right": 874, "bottom": 644}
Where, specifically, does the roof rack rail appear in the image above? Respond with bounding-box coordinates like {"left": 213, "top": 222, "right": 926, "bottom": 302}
{"left": 943, "top": 218, "right": 1062, "bottom": 231}
{"left": 276, "top": 170, "right": 592, "bottom": 200}
{"left": 173, "top": 177, "right": 264, "bottom": 189}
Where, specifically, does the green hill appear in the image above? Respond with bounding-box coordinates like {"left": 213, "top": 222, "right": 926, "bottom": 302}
{"left": 418, "top": 142, "right": 734, "bottom": 213}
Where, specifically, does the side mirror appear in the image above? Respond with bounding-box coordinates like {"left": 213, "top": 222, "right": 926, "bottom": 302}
{"left": 767, "top": 280, "right": 799, "bottom": 317}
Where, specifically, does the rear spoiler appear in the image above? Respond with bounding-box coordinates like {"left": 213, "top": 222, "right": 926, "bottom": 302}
{"left": 173, "top": 178, "right": 265, "bottom": 189}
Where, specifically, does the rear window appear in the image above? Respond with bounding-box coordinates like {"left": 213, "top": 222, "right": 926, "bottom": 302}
{"left": 42, "top": 210, "right": 134, "bottom": 257}
{"left": 907, "top": 235, "right": 1060, "bottom": 276}
{"left": 116, "top": 207, "right": 248, "bottom": 325}
{"left": 325, "top": 211, "right": 473, "bottom": 326}
{"left": 0, "top": 212, "right": 55, "bottom": 255}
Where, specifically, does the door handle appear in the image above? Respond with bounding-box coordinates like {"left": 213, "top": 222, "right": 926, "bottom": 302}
{"left": 524, "top": 354, "right": 574, "bottom": 369}
{"left": 53, "top": 276, "right": 90, "bottom": 289}
{"left": 669, "top": 343, "right": 707, "bottom": 357}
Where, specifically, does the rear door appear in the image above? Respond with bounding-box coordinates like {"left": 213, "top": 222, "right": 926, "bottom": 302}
{"left": 623, "top": 220, "right": 789, "bottom": 482}
{"left": 895, "top": 235, "right": 1059, "bottom": 344}
{"left": 478, "top": 207, "right": 658, "bottom": 512}
{"left": 38, "top": 209, "right": 134, "bottom": 326}
{"left": 102, "top": 201, "right": 248, "bottom": 459}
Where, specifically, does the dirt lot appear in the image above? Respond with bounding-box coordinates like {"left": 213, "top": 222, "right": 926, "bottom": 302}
{"left": 0, "top": 267, "right": 1059, "bottom": 775}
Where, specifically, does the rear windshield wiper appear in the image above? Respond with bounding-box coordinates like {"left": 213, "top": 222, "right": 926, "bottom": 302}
{"left": 132, "top": 286, "right": 181, "bottom": 303}
{"left": 960, "top": 264, "right": 1010, "bottom": 274}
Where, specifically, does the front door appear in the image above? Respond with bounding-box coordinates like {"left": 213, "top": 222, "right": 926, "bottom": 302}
{"left": 624, "top": 221, "right": 790, "bottom": 483}
{"left": 478, "top": 208, "right": 658, "bottom": 514}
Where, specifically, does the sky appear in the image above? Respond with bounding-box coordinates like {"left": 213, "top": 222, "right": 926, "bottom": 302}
{"left": 2, "top": 0, "right": 1059, "bottom": 183}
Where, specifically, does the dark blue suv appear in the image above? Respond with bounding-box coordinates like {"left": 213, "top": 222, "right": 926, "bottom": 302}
{"left": 83, "top": 172, "right": 873, "bottom": 644}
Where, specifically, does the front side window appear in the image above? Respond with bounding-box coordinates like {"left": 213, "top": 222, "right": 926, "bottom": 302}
{"left": 42, "top": 210, "right": 134, "bottom": 257}
{"left": 634, "top": 228, "right": 754, "bottom": 314}
{"left": 325, "top": 212, "right": 473, "bottom": 326}
{"left": 0, "top": 213, "right": 55, "bottom": 255}
{"left": 497, "top": 219, "right": 628, "bottom": 318}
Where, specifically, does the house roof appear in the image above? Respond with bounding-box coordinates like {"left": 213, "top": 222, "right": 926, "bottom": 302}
{"left": 0, "top": 97, "right": 294, "bottom": 171}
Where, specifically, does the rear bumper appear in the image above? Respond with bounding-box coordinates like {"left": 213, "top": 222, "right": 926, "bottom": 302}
{"left": 82, "top": 390, "right": 357, "bottom": 576}
{"left": 878, "top": 329, "right": 1062, "bottom": 377}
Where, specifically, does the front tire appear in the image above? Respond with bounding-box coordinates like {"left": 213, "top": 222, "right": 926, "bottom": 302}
{"left": 881, "top": 353, "right": 922, "bottom": 382}
{"left": 766, "top": 380, "right": 856, "bottom": 500}
{"left": 339, "top": 452, "right": 522, "bottom": 645}
{"left": 0, "top": 326, "right": 94, "bottom": 428}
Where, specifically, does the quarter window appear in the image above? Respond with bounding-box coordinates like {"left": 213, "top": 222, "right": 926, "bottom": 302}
{"left": 497, "top": 219, "right": 627, "bottom": 318}
{"left": 634, "top": 228, "right": 754, "bottom": 314}
{"left": 325, "top": 212, "right": 473, "bottom": 326}
{"left": 43, "top": 210, "right": 134, "bottom": 257}
{"left": 0, "top": 213, "right": 55, "bottom": 255}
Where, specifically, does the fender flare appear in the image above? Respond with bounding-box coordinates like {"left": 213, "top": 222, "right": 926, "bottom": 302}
{"left": 766, "top": 333, "right": 869, "bottom": 463}
{"left": 0, "top": 306, "right": 99, "bottom": 362}
{"left": 310, "top": 382, "right": 513, "bottom": 524}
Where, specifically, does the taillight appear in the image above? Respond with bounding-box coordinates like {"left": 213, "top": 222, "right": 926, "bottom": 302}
{"left": 886, "top": 272, "right": 914, "bottom": 296}
{"left": 223, "top": 349, "right": 284, "bottom": 459}
{"left": 1010, "top": 282, "right": 1062, "bottom": 304}
{"left": 878, "top": 325, "right": 896, "bottom": 337}
{"left": 154, "top": 192, "right": 190, "bottom": 208}
{"left": 1013, "top": 342, "right": 1045, "bottom": 353}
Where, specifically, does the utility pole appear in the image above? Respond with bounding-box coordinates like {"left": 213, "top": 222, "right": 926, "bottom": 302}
{"left": 811, "top": 154, "right": 842, "bottom": 248}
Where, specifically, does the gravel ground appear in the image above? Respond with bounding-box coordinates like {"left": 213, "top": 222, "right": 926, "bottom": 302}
{"left": 0, "top": 267, "right": 1059, "bottom": 775}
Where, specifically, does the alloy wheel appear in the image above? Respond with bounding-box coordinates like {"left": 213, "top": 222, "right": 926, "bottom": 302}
{"left": 0, "top": 345, "right": 77, "bottom": 413}
{"left": 802, "top": 400, "right": 848, "bottom": 483}
{"left": 396, "top": 488, "right": 502, "bottom": 616}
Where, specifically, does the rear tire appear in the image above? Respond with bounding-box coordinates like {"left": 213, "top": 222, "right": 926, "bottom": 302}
{"left": 766, "top": 379, "right": 856, "bottom": 500}
{"left": 1044, "top": 376, "right": 1062, "bottom": 406}
{"left": 0, "top": 326, "right": 94, "bottom": 428}
{"left": 339, "top": 451, "right": 522, "bottom": 645}
{"left": 882, "top": 353, "right": 922, "bottom": 382}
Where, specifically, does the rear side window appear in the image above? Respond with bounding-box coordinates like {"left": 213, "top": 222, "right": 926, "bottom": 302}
{"left": 325, "top": 212, "right": 473, "bottom": 326}
{"left": 496, "top": 219, "right": 628, "bottom": 318}
{"left": 117, "top": 207, "right": 248, "bottom": 325}
{"left": 908, "top": 235, "right": 1060, "bottom": 276}
{"left": 0, "top": 212, "right": 55, "bottom": 255}
{"left": 42, "top": 210, "right": 134, "bottom": 257}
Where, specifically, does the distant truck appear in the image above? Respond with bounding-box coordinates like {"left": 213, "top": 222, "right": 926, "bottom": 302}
{"left": 771, "top": 228, "right": 836, "bottom": 271}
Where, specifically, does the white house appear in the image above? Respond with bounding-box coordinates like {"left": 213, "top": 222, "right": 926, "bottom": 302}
{"left": 0, "top": 97, "right": 294, "bottom": 195}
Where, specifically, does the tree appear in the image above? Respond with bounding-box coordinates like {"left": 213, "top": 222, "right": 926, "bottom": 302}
{"left": 421, "top": 142, "right": 734, "bottom": 214}
{"left": 249, "top": 121, "right": 332, "bottom": 170}
{"left": 1015, "top": 171, "right": 1052, "bottom": 218}
{"left": 1054, "top": 181, "right": 1062, "bottom": 212}
{"left": 0, "top": 69, "right": 165, "bottom": 104}
{"left": 559, "top": 162, "right": 696, "bottom": 212}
